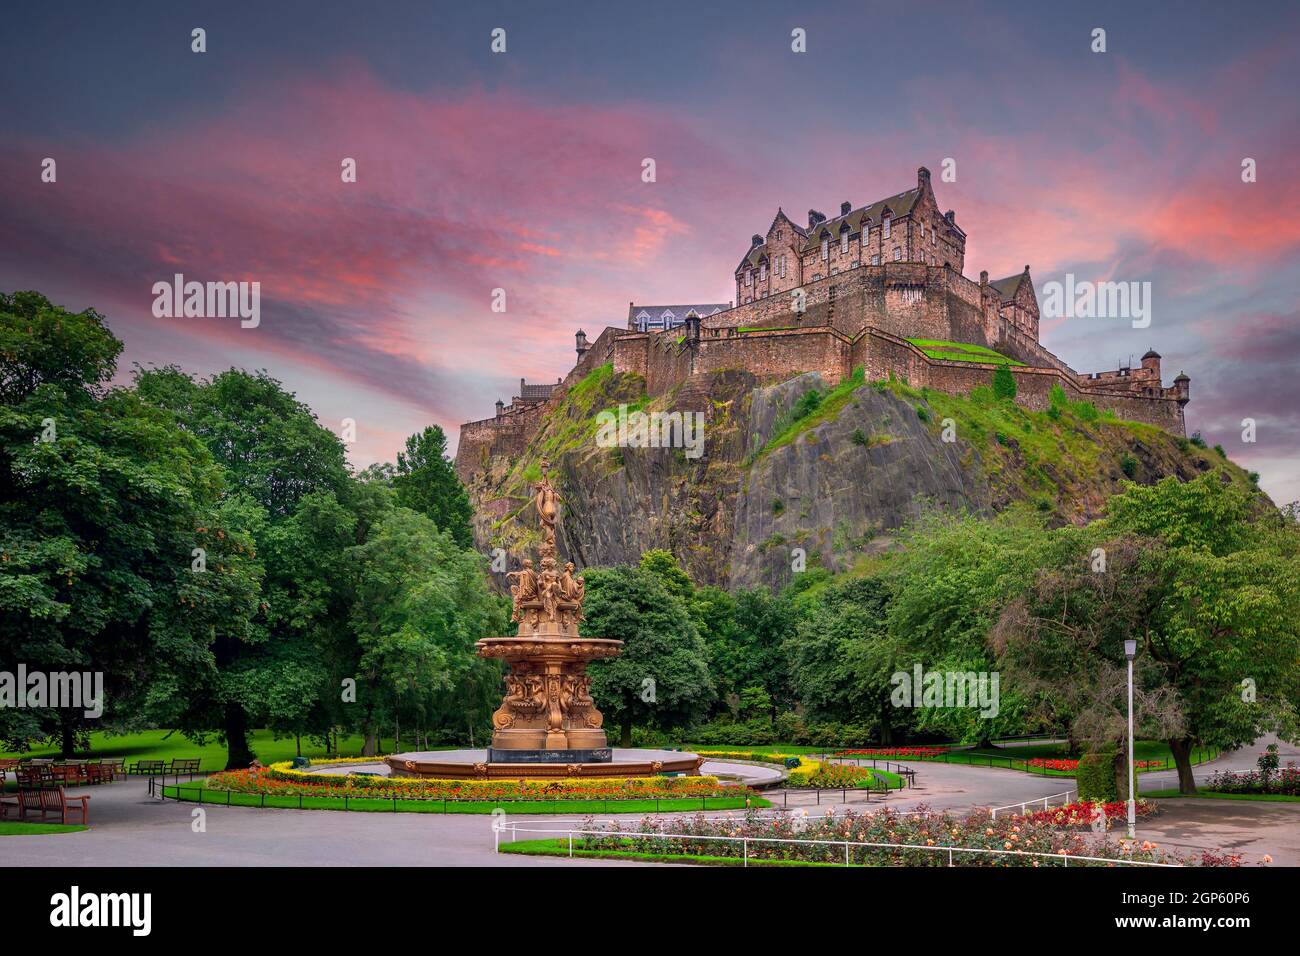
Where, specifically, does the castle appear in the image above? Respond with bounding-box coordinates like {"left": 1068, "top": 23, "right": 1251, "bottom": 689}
{"left": 457, "top": 167, "right": 1189, "bottom": 481}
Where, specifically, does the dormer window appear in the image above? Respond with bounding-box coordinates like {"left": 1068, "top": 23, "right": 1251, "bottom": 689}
{"left": 745, "top": 270, "right": 752, "bottom": 286}
{"left": 840, "top": 227, "right": 850, "bottom": 254}
{"left": 821, "top": 237, "right": 829, "bottom": 261}
{"left": 760, "top": 261, "right": 768, "bottom": 281}
{"left": 776, "top": 229, "right": 783, "bottom": 241}
{"left": 883, "top": 215, "right": 892, "bottom": 239}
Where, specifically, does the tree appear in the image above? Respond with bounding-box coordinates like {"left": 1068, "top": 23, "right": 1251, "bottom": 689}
{"left": 884, "top": 509, "right": 1048, "bottom": 744}
{"left": 346, "top": 507, "right": 504, "bottom": 754}
{"left": 1101, "top": 474, "right": 1300, "bottom": 792}
{"left": 583, "top": 565, "right": 714, "bottom": 746}
{"left": 136, "top": 366, "right": 353, "bottom": 767}
{"left": 0, "top": 293, "right": 251, "bottom": 756}
{"left": 391, "top": 426, "right": 474, "bottom": 548}
{"left": 787, "top": 575, "right": 899, "bottom": 739}
{"left": 992, "top": 531, "right": 1186, "bottom": 797}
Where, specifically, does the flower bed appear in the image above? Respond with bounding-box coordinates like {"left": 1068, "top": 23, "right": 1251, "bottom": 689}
{"left": 1021, "top": 800, "right": 1157, "bottom": 828}
{"left": 201, "top": 763, "right": 743, "bottom": 802}
{"left": 508, "top": 806, "right": 1253, "bottom": 867}
{"left": 787, "top": 759, "right": 881, "bottom": 790}
{"left": 1205, "top": 767, "right": 1300, "bottom": 797}
{"left": 836, "top": 747, "right": 949, "bottom": 758}
{"left": 1026, "top": 758, "right": 1163, "bottom": 772}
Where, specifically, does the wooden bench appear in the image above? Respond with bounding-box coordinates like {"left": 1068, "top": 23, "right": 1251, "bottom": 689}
{"left": 168, "top": 758, "right": 202, "bottom": 780}
{"left": 12, "top": 785, "right": 90, "bottom": 825}
{"left": 128, "top": 759, "right": 165, "bottom": 776}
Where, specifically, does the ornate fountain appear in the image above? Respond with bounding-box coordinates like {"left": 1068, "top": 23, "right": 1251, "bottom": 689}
{"left": 385, "top": 458, "right": 700, "bottom": 779}
{"left": 477, "top": 458, "right": 621, "bottom": 758}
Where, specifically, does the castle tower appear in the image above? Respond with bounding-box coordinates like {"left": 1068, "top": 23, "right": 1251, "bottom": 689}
{"left": 575, "top": 329, "right": 590, "bottom": 361}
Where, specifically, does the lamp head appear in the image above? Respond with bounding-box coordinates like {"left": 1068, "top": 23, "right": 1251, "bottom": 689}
{"left": 1124, "top": 640, "right": 1137, "bottom": 661}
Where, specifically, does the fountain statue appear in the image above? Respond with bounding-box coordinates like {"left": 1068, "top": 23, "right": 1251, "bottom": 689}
{"left": 384, "top": 457, "right": 701, "bottom": 778}
{"left": 478, "top": 457, "right": 621, "bottom": 757}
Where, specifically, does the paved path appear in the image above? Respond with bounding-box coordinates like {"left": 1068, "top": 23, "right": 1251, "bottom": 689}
{"left": 2, "top": 739, "right": 1294, "bottom": 866}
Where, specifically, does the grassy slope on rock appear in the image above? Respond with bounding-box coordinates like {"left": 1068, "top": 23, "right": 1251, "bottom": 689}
{"left": 472, "top": 361, "right": 1254, "bottom": 562}
{"left": 881, "top": 377, "right": 1252, "bottom": 522}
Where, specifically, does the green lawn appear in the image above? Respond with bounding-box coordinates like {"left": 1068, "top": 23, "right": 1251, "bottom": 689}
{"left": 160, "top": 781, "right": 768, "bottom": 814}
{"left": 0, "top": 729, "right": 432, "bottom": 772}
{"left": 906, "top": 338, "right": 1026, "bottom": 366}
{"left": 499, "top": 837, "right": 840, "bottom": 866}
{"left": 0, "top": 821, "right": 87, "bottom": 836}
{"left": 1144, "top": 789, "right": 1300, "bottom": 803}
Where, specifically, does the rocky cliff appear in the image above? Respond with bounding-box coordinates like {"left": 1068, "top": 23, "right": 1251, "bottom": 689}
{"left": 463, "top": 363, "right": 1247, "bottom": 592}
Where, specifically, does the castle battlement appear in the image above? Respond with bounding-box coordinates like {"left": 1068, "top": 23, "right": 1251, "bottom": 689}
{"left": 456, "top": 167, "right": 1189, "bottom": 482}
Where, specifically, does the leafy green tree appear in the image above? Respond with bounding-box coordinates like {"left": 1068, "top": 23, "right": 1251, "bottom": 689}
{"left": 346, "top": 507, "right": 504, "bottom": 754}
{"left": 583, "top": 565, "right": 714, "bottom": 746}
{"left": 1101, "top": 474, "right": 1300, "bottom": 791}
{"left": 787, "top": 575, "right": 899, "bottom": 738}
{"left": 136, "top": 366, "right": 353, "bottom": 766}
{"left": 0, "top": 293, "right": 252, "bottom": 756}
{"left": 884, "top": 509, "right": 1050, "bottom": 744}
{"left": 391, "top": 426, "right": 474, "bottom": 548}
{"left": 992, "top": 531, "right": 1187, "bottom": 797}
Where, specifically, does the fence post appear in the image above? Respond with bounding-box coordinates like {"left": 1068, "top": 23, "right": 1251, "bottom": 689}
{"left": 743, "top": 838, "right": 748, "bottom": 867}
{"left": 569, "top": 832, "right": 573, "bottom": 858}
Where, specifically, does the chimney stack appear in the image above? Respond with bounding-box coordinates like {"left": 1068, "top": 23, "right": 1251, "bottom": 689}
{"left": 918, "top": 166, "right": 931, "bottom": 189}
{"left": 840, "top": 200, "right": 852, "bottom": 216}
{"left": 495, "top": 399, "right": 504, "bottom": 419}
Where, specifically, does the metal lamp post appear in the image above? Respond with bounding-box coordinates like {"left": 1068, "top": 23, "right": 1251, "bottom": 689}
{"left": 1124, "top": 639, "right": 1138, "bottom": 840}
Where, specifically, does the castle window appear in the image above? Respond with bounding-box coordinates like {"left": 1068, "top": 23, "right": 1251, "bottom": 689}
{"left": 744, "top": 270, "right": 752, "bottom": 286}
{"left": 760, "top": 262, "right": 768, "bottom": 281}
{"left": 840, "top": 230, "right": 849, "bottom": 254}
{"left": 776, "top": 229, "right": 783, "bottom": 241}
{"left": 820, "top": 237, "right": 829, "bottom": 261}
{"left": 893, "top": 247, "right": 902, "bottom": 261}
{"left": 883, "top": 215, "right": 891, "bottom": 239}
{"left": 870, "top": 255, "right": 879, "bottom": 266}
{"left": 931, "top": 230, "right": 936, "bottom": 246}
{"left": 779, "top": 255, "right": 787, "bottom": 278}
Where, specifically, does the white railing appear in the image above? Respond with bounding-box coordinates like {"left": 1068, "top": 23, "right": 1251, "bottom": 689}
{"left": 989, "top": 789, "right": 1078, "bottom": 819}
{"left": 494, "top": 824, "right": 1179, "bottom": 867}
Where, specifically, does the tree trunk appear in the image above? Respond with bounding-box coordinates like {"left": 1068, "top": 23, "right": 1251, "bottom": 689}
{"left": 223, "top": 703, "right": 255, "bottom": 769}
{"left": 362, "top": 715, "right": 377, "bottom": 757}
{"left": 619, "top": 718, "right": 632, "bottom": 748}
{"left": 879, "top": 701, "right": 893, "bottom": 746}
{"left": 1169, "top": 737, "right": 1198, "bottom": 795}
{"left": 295, "top": 734, "right": 301, "bottom": 757}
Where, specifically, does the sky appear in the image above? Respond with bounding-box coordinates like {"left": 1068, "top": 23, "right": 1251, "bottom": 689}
{"left": 3, "top": 0, "right": 1299, "bottom": 503}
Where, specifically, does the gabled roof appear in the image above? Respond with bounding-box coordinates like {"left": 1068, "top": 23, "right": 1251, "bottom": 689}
{"left": 989, "top": 271, "right": 1029, "bottom": 303}
{"left": 629, "top": 303, "right": 729, "bottom": 328}
{"left": 798, "top": 188, "right": 922, "bottom": 253}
